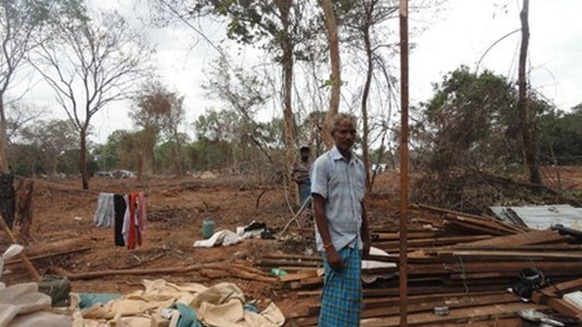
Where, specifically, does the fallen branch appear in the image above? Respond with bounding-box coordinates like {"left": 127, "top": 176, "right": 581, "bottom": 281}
{"left": 52, "top": 262, "right": 276, "bottom": 283}
{"left": 278, "top": 197, "right": 311, "bottom": 237}
{"left": 24, "top": 237, "right": 90, "bottom": 258}
{"left": 118, "top": 252, "right": 166, "bottom": 270}
{"left": 6, "top": 246, "right": 91, "bottom": 265}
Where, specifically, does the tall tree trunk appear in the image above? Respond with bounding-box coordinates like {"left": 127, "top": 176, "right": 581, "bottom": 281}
{"left": 80, "top": 127, "right": 89, "bottom": 189}
{"left": 0, "top": 97, "right": 9, "bottom": 173}
{"left": 361, "top": 22, "right": 373, "bottom": 191}
{"left": 320, "top": 0, "right": 341, "bottom": 148}
{"left": 173, "top": 138, "right": 183, "bottom": 176}
{"left": 137, "top": 152, "right": 144, "bottom": 182}
{"left": 275, "top": 0, "right": 297, "bottom": 194}
{"left": 282, "top": 42, "right": 296, "bottom": 174}
{"left": 518, "top": 0, "right": 541, "bottom": 185}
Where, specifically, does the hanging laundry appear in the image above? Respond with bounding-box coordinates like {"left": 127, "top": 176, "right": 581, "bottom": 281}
{"left": 121, "top": 192, "right": 146, "bottom": 249}
{"left": 93, "top": 193, "right": 114, "bottom": 227}
{"left": 137, "top": 192, "right": 146, "bottom": 247}
{"left": 113, "top": 194, "right": 126, "bottom": 247}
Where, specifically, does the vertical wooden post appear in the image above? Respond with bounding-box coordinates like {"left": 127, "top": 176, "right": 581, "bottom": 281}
{"left": 399, "top": 0, "right": 409, "bottom": 326}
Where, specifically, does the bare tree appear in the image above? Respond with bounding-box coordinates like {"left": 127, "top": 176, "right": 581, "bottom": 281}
{"left": 151, "top": 0, "right": 306, "bottom": 176}
{"left": 203, "top": 57, "right": 276, "bottom": 166}
{"left": 320, "top": 0, "right": 341, "bottom": 148}
{"left": 340, "top": 0, "right": 399, "bottom": 189}
{"left": 32, "top": 11, "right": 154, "bottom": 189}
{"left": 0, "top": 0, "right": 84, "bottom": 173}
{"left": 517, "top": 0, "right": 541, "bottom": 185}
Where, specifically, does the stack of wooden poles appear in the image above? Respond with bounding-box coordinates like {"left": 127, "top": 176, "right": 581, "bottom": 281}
{"left": 260, "top": 204, "right": 582, "bottom": 326}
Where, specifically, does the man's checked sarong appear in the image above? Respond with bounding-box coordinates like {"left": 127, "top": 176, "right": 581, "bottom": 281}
{"left": 318, "top": 245, "right": 362, "bottom": 326}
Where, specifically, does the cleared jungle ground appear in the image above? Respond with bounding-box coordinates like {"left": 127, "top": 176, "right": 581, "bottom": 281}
{"left": 2, "top": 166, "right": 581, "bottom": 318}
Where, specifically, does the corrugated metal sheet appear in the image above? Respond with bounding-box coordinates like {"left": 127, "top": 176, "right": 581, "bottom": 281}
{"left": 489, "top": 204, "right": 582, "bottom": 230}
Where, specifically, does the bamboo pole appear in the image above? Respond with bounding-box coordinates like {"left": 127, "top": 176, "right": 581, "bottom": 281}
{"left": 399, "top": 0, "right": 410, "bottom": 326}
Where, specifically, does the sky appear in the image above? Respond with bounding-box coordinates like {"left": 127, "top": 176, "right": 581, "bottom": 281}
{"left": 11, "top": 0, "right": 582, "bottom": 144}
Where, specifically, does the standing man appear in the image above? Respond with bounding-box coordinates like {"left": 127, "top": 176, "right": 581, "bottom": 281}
{"left": 311, "top": 113, "right": 371, "bottom": 326}
{"left": 291, "top": 145, "right": 312, "bottom": 206}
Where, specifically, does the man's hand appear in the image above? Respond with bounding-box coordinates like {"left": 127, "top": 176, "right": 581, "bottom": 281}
{"left": 326, "top": 246, "right": 343, "bottom": 270}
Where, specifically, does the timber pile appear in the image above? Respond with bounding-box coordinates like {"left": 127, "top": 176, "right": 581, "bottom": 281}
{"left": 261, "top": 204, "right": 582, "bottom": 326}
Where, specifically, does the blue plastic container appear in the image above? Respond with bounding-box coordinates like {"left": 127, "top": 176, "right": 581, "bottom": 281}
{"left": 202, "top": 220, "right": 215, "bottom": 239}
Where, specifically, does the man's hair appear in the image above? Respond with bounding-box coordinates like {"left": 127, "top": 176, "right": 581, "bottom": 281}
{"left": 300, "top": 146, "right": 310, "bottom": 153}
{"left": 330, "top": 113, "right": 357, "bottom": 134}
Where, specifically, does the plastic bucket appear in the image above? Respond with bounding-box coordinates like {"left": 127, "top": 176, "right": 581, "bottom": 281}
{"left": 202, "top": 220, "right": 215, "bottom": 239}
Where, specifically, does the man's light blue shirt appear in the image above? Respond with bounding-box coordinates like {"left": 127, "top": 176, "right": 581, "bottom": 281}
{"left": 311, "top": 146, "right": 366, "bottom": 252}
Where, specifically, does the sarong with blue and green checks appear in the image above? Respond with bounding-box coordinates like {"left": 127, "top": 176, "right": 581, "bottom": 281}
{"left": 318, "top": 245, "right": 362, "bottom": 327}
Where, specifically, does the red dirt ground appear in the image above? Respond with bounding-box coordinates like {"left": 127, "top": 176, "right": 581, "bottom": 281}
{"left": 2, "top": 166, "right": 581, "bottom": 321}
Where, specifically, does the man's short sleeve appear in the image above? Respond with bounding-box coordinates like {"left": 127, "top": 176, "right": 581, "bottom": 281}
{"left": 310, "top": 155, "right": 328, "bottom": 199}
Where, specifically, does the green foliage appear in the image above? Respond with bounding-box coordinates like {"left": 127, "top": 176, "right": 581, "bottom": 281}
{"left": 412, "top": 65, "right": 566, "bottom": 212}
{"left": 186, "top": 139, "right": 231, "bottom": 172}
{"left": 415, "top": 66, "right": 527, "bottom": 172}
{"left": 538, "top": 103, "right": 582, "bottom": 165}
{"left": 194, "top": 108, "right": 241, "bottom": 142}
{"left": 9, "top": 119, "right": 79, "bottom": 176}
{"left": 191, "top": 0, "right": 309, "bottom": 61}
{"left": 93, "top": 130, "right": 129, "bottom": 171}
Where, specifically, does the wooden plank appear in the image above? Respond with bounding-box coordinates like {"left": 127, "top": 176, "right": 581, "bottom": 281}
{"left": 450, "top": 270, "right": 581, "bottom": 280}
{"left": 451, "top": 215, "right": 524, "bottom": 234}
{"left": 297, "top": 287, "right": 508, "bottom": 299}
{"left": 262, "top": 253, "right": 321, "bottom": 262}
{"left": 445, "top": 220, "right": 509, "bottom": 236}
{"left": 422, "top": 318, "right": 522, "bottom": 327}
{"left": 532, "top": 291, "right": 582, "bottom": 319}
{"left": 439, "top": 250, "right": 582, "bottom": 260}
{"left": 374, "top": 235, "right": 491, "bottom": 249}
{"left": 360, "top": 302, "right": 550, "bottom": 327}
{"left": 463, "top": 229, "right": 569, "bottom": 246}
{"left": 307, "top": 293, "right": 520, "bottom": 319}
{"left": 279, "top": 269, "right": 318, "bottom": 282}
{"left": 414, "top": 261, "right": 582, "bottom": 275}
{"left": 414, "top": 203, "right": 498, "bottom": 221}
{"left": 256, "top": 259, "right": 322, "bottom": 267}
{"left": 365, "top": 291, "right": 505, "bottom": 307}
{"left": 444, "top": 216, "right": 513, "bottom": 236}
{"left": 362, "top": 285, "right": 507, "bottom": 298}
{"left": 373, "top": 231, "right": 445, "bottom": 241}
{"left": 361, "top": 293, "right": 519, "bottom": 319}
{"left": 537, "top": 276, "right": 582, "bottom": 295}
{"left": 264, "top": 266, "right": 324, "bottom": 272}
{"left": 451, "top": 244, "right": 582, "bottom": 251}
{"left": 290, "top": 276, "right": 323, "bottom": 289}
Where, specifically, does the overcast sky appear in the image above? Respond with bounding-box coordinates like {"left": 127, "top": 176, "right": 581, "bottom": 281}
{"left": 14, "top": 0, "right": 582, "bottom": 144}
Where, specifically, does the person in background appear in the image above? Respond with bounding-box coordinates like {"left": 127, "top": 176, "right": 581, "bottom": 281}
{"left": 291, "top": 145, "right": 312, "bottom": 206}
{"left": 310, "top": 113, "right": 370, "bottom": 326}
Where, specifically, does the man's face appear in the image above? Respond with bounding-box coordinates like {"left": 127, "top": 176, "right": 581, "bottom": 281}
{"left": 332, "top": 121, "right": 356, "bottom": 152}
{"left": 300, "top": 150, "right": 310, "bottom": 162}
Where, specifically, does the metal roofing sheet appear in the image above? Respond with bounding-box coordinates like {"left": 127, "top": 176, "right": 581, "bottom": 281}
{"left": 489, "top": 204, "right": 582, "bottom": 230}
